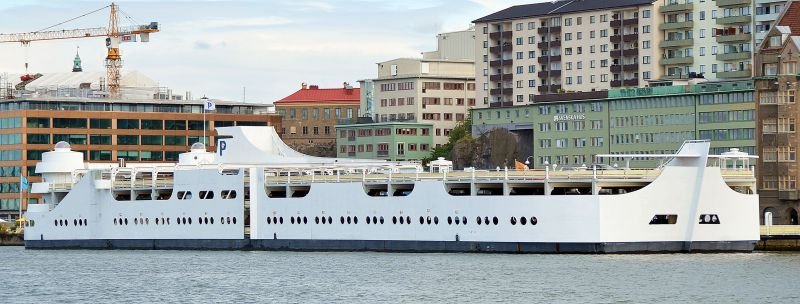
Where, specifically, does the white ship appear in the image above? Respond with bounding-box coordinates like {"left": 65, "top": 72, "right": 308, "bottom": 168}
{"left": 22, "top": 126, "right": 760, "bottom": 253}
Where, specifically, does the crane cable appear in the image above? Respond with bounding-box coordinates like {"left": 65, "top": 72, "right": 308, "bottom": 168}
{"left": 35, "top": 4, "right": 110, "bottom": 33}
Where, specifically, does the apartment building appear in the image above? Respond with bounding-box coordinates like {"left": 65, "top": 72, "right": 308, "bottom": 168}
{"left": 359, "top": 30, "right": 476, "bottom": 147}
{"left": 754, "top": 0, "right": 800, "bottom": 225}
{"left": 473, "top": 0, "right": 787, "bottom": 109}
{"left": 472, "top": 79, "right": 755, "bottom": 169}
{"left": 755, "top": 0, "right": 789, "bottom": 45}
{"left": 335, "top": 122, "right": 434, "bottom": 161}
{"left": 274, "top": 83, "right": 360, "bottom": 147}
{"left": 0, "top": 97, "right": 280, "bottom": 220}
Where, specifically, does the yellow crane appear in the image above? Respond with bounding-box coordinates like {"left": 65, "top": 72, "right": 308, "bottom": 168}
{"left": 0, "top": 2, "right": 159, "bottom": 98}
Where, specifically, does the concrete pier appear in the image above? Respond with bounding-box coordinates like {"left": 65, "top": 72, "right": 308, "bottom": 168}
{"left": 758, "top": 226, "right": 800, "bottom": 251}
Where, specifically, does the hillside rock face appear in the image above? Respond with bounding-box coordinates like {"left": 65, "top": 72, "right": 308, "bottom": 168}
{"left": 289, "top": 141, "right": 337, "bottom": 157}
{"left": 451, "top": 128, "right": 522, "bottom": 170}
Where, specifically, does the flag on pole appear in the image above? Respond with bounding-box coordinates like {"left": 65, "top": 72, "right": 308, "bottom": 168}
{"left": 20, "top": 175, "right": 29, "bottom": 192}
{"left": 204, "top": 98, "right": 216, "bottom": 111}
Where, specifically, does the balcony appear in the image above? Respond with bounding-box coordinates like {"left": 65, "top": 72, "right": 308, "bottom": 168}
{"left": 537, "top": 26, "right": 561, "bottom": 34}
{"left": 612, "top": 33, "right": 638, "bottom": 43}
{"left": 489, "top": 101, "right": 514, "bottom": 108}
{"left": 489, "top": 59, "right": 513, "bottom": 67}
{"left": 716, "top": 52, "right": 752, "bottom": 61}
{"left": 489, "top": 88, "right": 514, "bottom": 95}
{"left": 489, "top": 73, "right": 513, "bottom": 81}
{"left": 611, "top": 80, "right": 622, "bottom": 87}
{"left": 537, "top": 85, "right": 562, "bottom": 93}
{"left": 489, "top": 31, "right": 512, "bottom": 40}
{"left": 624, "top": 64, "right": 639, "bottom": 72}
{"left": 537, "top": 55, "right": 561, "bottom": 64}
{"left": 610, "top": 18, "right": 638, "bottom": 27}
{"left": 624, "top": 48, "right": 639, "bottom": 56}
{"left": 611, "top": 64, "right": 622, "bottom": 73}
{"left": 717, "top": 0, "right": 752, "bottom": 6}
{"left": 717, "top": 70, "right": 752, "bottom": 78}
{"left": 537, "top": 40, "right": 561, "bottom": 49}
{"left": 538, "top": 70, "right": 562, "bottom": 78}
{"left": 661, "top": 56, "right": 694, "bottom": 65}
{"left": 624, "top": 79, "right": 640, "bottom": 86}
{"left": 659, "top": 3, "right": 693, "bottom": 13}
{"left": 716, "top": 33, "right": 751, "bottom": 43}
{"left": 660, "top": 38, "right": 694, "bottom": 48}
{"left": 489, "top": 44, "right": 512, "bottom": 53}
{"left": 716, "top": 15, "right": 751, "bottom": 25}
{"left": 660, "top": 21, "right": 694, "bottom": 30}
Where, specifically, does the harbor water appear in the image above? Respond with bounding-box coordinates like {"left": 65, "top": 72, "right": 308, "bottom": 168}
{"left": 2, "top": 246, "right": 799, "bottom": 303}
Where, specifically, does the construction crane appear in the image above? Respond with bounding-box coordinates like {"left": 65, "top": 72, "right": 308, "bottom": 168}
{"left": 0, "top": 2, "right": 159, "bottom": 98}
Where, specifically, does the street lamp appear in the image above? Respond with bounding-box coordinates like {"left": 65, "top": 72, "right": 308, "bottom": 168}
{"left": 524, "top": 155, "right": 534, "bottom": 166}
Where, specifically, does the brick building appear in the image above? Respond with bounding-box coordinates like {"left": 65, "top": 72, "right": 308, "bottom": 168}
{"left": 275, "top": 83, "right": 360, "bottom": 147}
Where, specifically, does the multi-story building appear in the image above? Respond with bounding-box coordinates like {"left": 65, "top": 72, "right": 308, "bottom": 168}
{"left": 754, "top": 0, "right": 800, "bottom": 225}
{"left": 473, "top": 0, "right": 787, "bottom": 109}
{"left": 359, "top": 29, "right": 476, "bottom": 147}
{"left": 755, "top": 0, "right": 789, "bottom": 46}
{"left": 0, "top": 97, "right": 280, "bottom": 220}
{"left": 335, "top": 122, "right": 434, "bottom": 161}
{"left": 274, "top": 83, "right": 360, "bottom": 147}
{"left": 472, "top": 79, "right": 755, "bottom": 169}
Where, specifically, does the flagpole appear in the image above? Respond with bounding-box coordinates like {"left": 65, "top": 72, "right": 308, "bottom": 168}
{"left": 19, "top": 176, "right": 24, "bottom": 223}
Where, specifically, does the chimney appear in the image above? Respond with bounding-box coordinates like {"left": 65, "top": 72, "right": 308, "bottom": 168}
{"left": 343, "top": 82, "right": 353, "bottom": 89}
{"left": 309, "top": 85, "right": 319, "bottom": 90}
{"left": 301, "top": 82, "right": 308, "bottom": 89}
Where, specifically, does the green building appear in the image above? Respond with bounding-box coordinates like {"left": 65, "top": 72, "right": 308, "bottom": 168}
{"left": 335, "top": 122, "right": 434, "bottom": 161}
{"left": 472, "top": 80, "right": 755, "bottom": 168}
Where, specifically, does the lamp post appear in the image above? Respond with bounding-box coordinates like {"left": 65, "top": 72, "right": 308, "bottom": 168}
{"left": 524, "top": 156, "right": 534, "bottom": 170}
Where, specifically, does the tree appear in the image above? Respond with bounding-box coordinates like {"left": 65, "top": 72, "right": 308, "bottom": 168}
{"left": 423, "top": 114, "right": 473, "bottom": 164}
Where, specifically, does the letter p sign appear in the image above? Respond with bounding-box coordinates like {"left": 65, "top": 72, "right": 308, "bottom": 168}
{"left": 219, "top": 140, "right": 227, "bottom": 156}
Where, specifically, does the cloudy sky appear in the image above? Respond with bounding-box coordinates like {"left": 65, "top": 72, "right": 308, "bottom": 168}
{"left": 0, "top": 0, "right": 535, "bottom": 103}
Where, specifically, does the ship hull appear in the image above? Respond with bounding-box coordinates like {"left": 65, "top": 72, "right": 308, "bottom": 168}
{"left": 25, "top": 239, "right": 756, "bottom": 253}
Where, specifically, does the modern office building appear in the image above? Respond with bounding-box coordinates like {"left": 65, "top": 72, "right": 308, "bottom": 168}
{"left": 0, "top": 97, "right": 280, "bottom": 220}
{"left": 274, "top": 83, "right": 360, "bottom": 147}
{"left": 754, "top": 0, "right": 800, "bottom": 225}
{"left": 472, "top": 0, "right": 787, "bottom": 109}
{"left": 359, "top": 29, "right": 476, "bottom": 147}
{"left": 335, "top": 122, "right": 434, "bottom": 161}
{"left": 472, "top": 79, "right": 755, "bottom": 169}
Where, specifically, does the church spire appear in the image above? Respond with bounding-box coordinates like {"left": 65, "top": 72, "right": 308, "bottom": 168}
{"left": 72, "top": 46, "right": 82, "bottom": 72}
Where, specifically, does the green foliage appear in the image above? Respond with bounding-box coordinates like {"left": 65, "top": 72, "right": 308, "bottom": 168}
{"left": 423, "top": 114, "right": 473, "bottom": 164}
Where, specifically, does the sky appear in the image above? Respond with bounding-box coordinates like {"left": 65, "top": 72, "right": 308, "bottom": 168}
{"left": 0, "top": 0, "right": 536, "bottom": 103}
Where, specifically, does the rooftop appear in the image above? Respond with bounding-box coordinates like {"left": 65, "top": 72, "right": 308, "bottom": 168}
{"left": 275, "top": 84, "right": 360, "bottom": 105}
{"left": 474, "top": 0, "right": 656, "bottom": 23}
{"left": 777, "top": 0, "right": 800, "bottom": 34}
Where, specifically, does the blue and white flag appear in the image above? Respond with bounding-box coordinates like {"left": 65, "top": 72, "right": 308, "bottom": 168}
{"left": 20, "top": 175, "right": 29, "bottom": 192}
{"left": 204, "top": 99, "right": 216, "bottom": 111}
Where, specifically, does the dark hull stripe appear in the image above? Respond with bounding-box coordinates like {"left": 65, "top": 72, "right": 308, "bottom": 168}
{"left": 25, "top": 239, "right": 756, "bottom": 253}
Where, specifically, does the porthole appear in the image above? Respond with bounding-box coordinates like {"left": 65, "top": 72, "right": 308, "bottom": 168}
{"left": 462, "top": 216, "right": 467, "bottom": 225}
{"left": 476, "top": 217, "right": 481, "bottom": 225}
{"left": 447, "top": 216, "right": 453, "bottom": 225}
{"left": 419, "top": 216, "right": 424, "bottom": 224}
{"left": 114, "top": 218, "right": 118, "bottom": 225}
{"left": 484, "top": 216, "right": 489, "bottom": 225}
{"left": 347, "top": 216, "right": 352, "bottom": 224}
{"left": 167, "top": 218, "right": 170, "bottom": 225}
{"left": 374, "top": 216, "right": 378, "bottom": 224}
{"left": 367, "top": 216, "right": 371, "bottom": 224}
{"left": 209, "top": 217, "right": 213, "bottom": 224}
{"left": 303, "top": 217, "right": 308, "bottom": 224}
{"left": 65, "top": 219, "right": 68, "bottom": 226}
{"left": 188, "top": 217, "right": 192, "bottom": 225}
{"left": 399, "top": 216, "right": 404, "bottom": 224}
{"left": 321, "top": 216, "right": 326, "bottom": 224}
{"left": 134, "top": 218, "right": 139, "bottom": 225}
{"left": 74, "top": 219, "right": 78, "bottom": 226}
{"left": 493, "top": 216, "right": 498, "bottom": 225}
{"left": 353, "top": 216, "right": 357, "bottom": 224}
{"left": 315, "top": 216, "right": 320, "bottom": 224}
{"left": 510, "top": 217, "right": 517, "bottom": 225}
{"left": 328, "top": 216, "right": 332, "bottom": 224}
{"left": 297, "top": 217, "right": 302, "bottom": 224}
{"left": 380, "top": 216, "right": 384, "bottom": 224}
{"left": 145, "top": 218, "right": 148, "bottom": 225}
{"left": 233, "top": 217, "right": 237, "bottom": 224}
{"left": 267, "top": 217, "right": 272, "bottom": 224}
{"left": 520, "top": 217, "right": 527, "bottom": 225}
{"left": 291, "top": 217, "right": 295, "bottom": 224}
{"left": 406, "top": 216, "right": 411, "bottom": 225}
{"left": 205, "top": 217, "right": 209, "bottom": 224}
{"left": 124, "top": 218, "right": 128, "bottom": 225}
{"left": 392, "top": 216, "right": 397, "bottom": 224}
{"left": 340, "top": 216, "right": 345, "bottom": 224}
{"left": 427, "top": 216, "right": 432, "bottom": 225}
{"left": 155, "top": 218, "right": 160, "bottom": 225}
{"left": 455, "top": 216, "right": 461, "bottom": 225}
{"left": 434, "top": 216, "right": 439, "bottom": 225}
{"left": 273, "top": 217, "right": 277, "bottom": 224}
{"left": 531, "top": 216, "right": 538, "bottom": 225}
{"left": 54, "top": 219, "right": 58, "bottom": 226}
